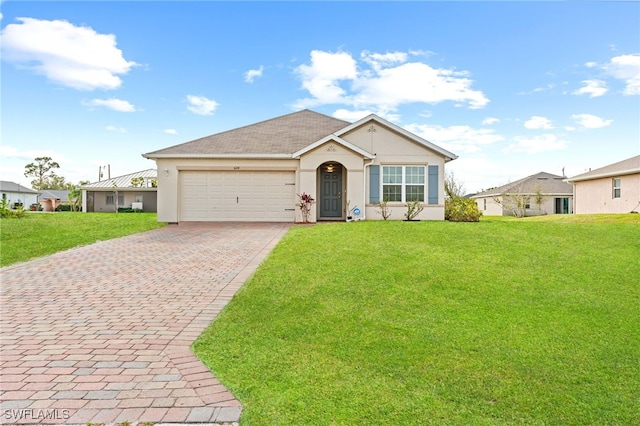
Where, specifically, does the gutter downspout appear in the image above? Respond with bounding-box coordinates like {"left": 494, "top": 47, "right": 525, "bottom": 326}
{"left": 362, "top": 157, "right": 376, "bottom": 221}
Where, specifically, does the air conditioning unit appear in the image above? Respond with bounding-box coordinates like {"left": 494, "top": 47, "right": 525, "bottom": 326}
{"left": 132, "top": 202, "right": 143, "bottom": 210}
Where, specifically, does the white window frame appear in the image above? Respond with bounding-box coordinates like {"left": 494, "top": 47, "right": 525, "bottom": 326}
{"left": 613, "top": 178, "right": 621, "bottom": 199}
{"left": 381, "top": 165, "right": 426, "bottom": 203}
{"left": 106, "top": 194, "right": 115, "bottom": 205}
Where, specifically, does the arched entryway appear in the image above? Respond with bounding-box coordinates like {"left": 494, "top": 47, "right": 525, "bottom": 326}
{"left": 317, "top": 162, "right": 345, "bottom": 220}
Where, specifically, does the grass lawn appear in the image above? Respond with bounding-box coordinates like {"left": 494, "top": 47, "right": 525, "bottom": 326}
{"left": 0, "top": 212, "right": 166, "bottom": 267}
{"left": 193, "top": 215, "right": 640, "bottom": 425}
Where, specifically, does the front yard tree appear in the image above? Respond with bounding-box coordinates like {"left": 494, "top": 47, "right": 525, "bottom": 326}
{"left": 24, "top": 157, "right": 61, "bottom": 190}
{"left": 68, "top": 181, "right": 89, "bottom": 212}
{"left": 445, "top": 171, "right": 466, "bottom": 200}
{"left": 533, "top": 184, "right": 547, "bottom": 215}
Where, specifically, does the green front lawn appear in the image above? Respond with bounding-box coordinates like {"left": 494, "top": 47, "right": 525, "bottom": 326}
{"left": 193, "top": 216, "right": 640, "bottom": 425}
{"left": 0, "top": 212, "right": 166, "bottom": 267}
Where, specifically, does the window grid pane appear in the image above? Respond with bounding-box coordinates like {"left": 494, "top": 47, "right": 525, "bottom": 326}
{"left": 406, "top": 185, "right": 424, "bottom": 202}
{"left": 405, "top": 166, "right": 425, "bottom": 184}
{"left": 383, "top": 185, "right": 402, "bottom": 202}
{"left": 383, "top": 166, "right": 402, "bottom": 184}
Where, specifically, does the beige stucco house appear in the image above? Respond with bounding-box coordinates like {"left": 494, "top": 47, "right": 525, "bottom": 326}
{"left": 81, "top": 169, "right": 158, "bottom": 213}
{"left": 566, "top": 155, "right": 640, "bottom": 214}
{"left": 142, "top": 110, "right": 457, "bottom": 223}
{"left": 471, "top": 172, "right": 573, "bottom": 216}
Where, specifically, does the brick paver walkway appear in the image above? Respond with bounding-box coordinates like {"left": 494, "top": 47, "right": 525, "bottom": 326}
{"left": 0, "top": 222, "right": 291, "bottom": 425}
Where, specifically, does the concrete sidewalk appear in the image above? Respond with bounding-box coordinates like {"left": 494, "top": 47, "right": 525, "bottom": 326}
{"left": 0, "top": 222, "right": 291, "bottom": 425}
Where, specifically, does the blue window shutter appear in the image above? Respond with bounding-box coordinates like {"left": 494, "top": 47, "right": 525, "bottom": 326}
{"left": 428, "top": 165, "right": 439, "bottom": 205}
{"left": 369, "top": 165, "right": 380, "bottom": 203}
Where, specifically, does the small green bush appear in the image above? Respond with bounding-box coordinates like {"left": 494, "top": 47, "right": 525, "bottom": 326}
{"left": 445, "top": 197, "right": 482, "bottom": 222}
{"left": 0, "top": 199, "right": 27, "bottom": 219}
{"left": 54, "top": 204, "right": 73, "bottom": 212}
{"left": 117, "top": 208, "right": 144, "bottom": 213}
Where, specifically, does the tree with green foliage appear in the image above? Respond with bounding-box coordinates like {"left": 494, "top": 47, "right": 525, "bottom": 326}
{"left": 533, "top": 184, "right": 547, "bottom": 215}
{"left": 445, "top": 171, "right": 465, "bottom": 200}
{"left": 24, "top": 157, "right": 64, "bottom": 191}
{"left": 444, "top": 172, "right": 482, "bottom": 222}
{"left": 67, "top": 180, "right": 89, "bottom": 212}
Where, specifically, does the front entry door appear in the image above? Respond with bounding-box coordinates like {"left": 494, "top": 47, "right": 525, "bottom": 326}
{"left": 320, "top": 167, "right": 342, "bottom": 218}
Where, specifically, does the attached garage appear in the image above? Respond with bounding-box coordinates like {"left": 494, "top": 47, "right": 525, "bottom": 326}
{"left": 179, "top": 170, "right": 296, "bottom": 222}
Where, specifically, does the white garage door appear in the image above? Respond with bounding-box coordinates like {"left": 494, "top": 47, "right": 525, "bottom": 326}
{"left": 180, "top": 171, "right": 296, "bottom": 222}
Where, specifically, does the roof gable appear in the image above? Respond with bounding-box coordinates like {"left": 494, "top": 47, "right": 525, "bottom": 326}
{"left": 143, "top": 110, "right": 350, "bottom": 158}
{"left": 292, "top": 134, "right": 375, "bottom": 159}
{"left": 335, "top": 114, "right": 458, "bottom": 162}
{"left": 472, "top": 172, "right": 573, "bottom": 197}
{"left": 567, "top": 155, "right": 640, "bottom": 182}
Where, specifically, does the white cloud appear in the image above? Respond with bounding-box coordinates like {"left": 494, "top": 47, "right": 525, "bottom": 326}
{"left": 571, "top": 113, "right": 612, "bottom": 129}
{"left": 84, "top": 98, "right": 136, "bottom": 112}
{"left": 244, "top": 65, "right": 264, "bottom": 83}
{"left": 404, "top": 123, "right": 504, "bottom": 154}
{"left": 295, "top": 50, "right": 358, "bottom": 106}
{"left": 573, "top": 79, "right": 608, "bottom": 97}
{"left": 164, "top": 129, "right": 178, "bottom": 135}
{"left": 105, "top": 125, "right": 126, "bottom": 133}
{"left": 524, "top": 116, "right": 554, "bottom": 130}
{"left": 360, "top": 50, "right": 408, "bottom": 71}
{"left": 604, "top": 54, "right": 640, "bottom": 95}
{"left": 294, "top": 49, "right": 488, "bottom": 110}
{"left": 505, "top": 134, "right": 569, "bottom": 154}
{"left": 482, "top": 117, "right": 500, "bottom": 125}
{"left": 332, "top": 109, "right": 375, "bottom": 122}
{"left": 585, "top": 61, "right": 598, "bottom": 68}
{"left": 186, "top": 95, "right": 218, "bottom": 115}
{"left": 1, "top": 17, "right": 137, "bottom": 90}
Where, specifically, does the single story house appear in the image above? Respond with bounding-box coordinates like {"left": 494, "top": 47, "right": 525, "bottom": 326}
{"left": 38, "top": 189, "right": 71, "bottom": 212}
{"left": 0, "top": 181, "right": 39, "bottom": 209}
{"left": 142, "top": 109, "right": 457, "bottom": 223}
{"left": 566, "top": 155, "right": 640, "bottom": 214}
{"left": 81, "top": 169, "right": 158, "bottom": 213}
{"left": 471, "top": 172, "right": 573, "bottom": 216}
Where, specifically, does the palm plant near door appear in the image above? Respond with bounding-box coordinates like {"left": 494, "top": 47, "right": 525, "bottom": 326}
{"left": 297, "top": 192, "right": 315, "bottom": 223}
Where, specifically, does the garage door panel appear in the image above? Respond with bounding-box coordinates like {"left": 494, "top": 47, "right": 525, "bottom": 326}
{"left": 180, "top": 171, "right": 295, "bottom": 222}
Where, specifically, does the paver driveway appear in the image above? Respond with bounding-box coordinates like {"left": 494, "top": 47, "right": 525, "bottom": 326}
{"left": 0, "top": 222, "right": 291, "bottom": 425}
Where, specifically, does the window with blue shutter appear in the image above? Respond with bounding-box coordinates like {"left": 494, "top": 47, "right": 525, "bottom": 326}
{"left": 369, "top": 165, "right": 380, "bottom": 203}
{"left": 428, "top": 165, "right": 439, "bottom": 205}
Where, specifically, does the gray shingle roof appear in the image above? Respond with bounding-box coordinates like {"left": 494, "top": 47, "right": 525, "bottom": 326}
{"left": 39, "top": 189, "right": 70, "bottom": 200}
{"left": 0, "top": 181, "right": 38, "bottom": 194}
{"left": 567, "top": 155, "right": 640, "bottom": 182}
{"left": 143, "top": 109, "right": 350, "bottom": 158}
{"left": 81, "top": 169, "right": 157, "bottom": 189}
{"left": 472, "top": 172, "right": 573, "bottom": 198}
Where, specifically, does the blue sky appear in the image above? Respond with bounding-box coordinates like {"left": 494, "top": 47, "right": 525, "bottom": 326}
{"left": 1, "top": 1, "right": 639, "bottom": 193}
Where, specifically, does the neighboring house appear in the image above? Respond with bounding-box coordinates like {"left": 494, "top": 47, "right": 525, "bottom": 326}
{"left": 81, "top": 169, "right": 158, "bottom": 213}
{"left": 0, "top": 181, "right": 39, "bottom": 209}
{"left": 471, "top": 172, "right": 573, "bottom": 216}
{"left": 38, "top": 189, "right": 71, "bottom": 212}
{"left": 142, "top": 109, "right": 457, "bottom": 223}
{"left": 566, "top": 155, "right": 640, "bottom": 214}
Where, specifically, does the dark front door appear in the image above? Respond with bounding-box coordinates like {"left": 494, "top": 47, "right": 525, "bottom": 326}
{"left": 320, "top": 167, "right": 342, "bottom": 218}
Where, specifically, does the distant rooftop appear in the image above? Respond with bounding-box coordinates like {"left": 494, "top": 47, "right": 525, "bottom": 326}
{"left": 82, "top": 169, "right": 157, "bottom": 189}
{"left": 471, "top": 172, "right": 573, "bottom": 198}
